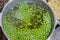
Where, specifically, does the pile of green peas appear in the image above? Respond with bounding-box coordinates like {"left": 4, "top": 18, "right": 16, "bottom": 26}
{"left": 3, "top": 2, "right": 51, "bottom": 40}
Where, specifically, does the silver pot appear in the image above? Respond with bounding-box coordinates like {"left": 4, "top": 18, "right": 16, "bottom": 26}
{"left": 0, "top": 0, "right": 60, "bottom": 40}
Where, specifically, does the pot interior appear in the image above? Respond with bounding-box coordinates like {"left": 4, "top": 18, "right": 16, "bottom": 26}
{"left": 2, "top": 0, "right": 55, "bottom": 40}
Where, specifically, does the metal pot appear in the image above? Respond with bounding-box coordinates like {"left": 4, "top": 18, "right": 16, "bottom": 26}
{"left": 0, "top": 0, "right": 60, "bottom": 40}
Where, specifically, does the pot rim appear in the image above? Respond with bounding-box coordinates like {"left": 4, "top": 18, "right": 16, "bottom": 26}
{"left": 43, "top": 1, "right": 57, "bottom": 40}
{"left": 0, "top": 0, "right": 57, "bottom": 40}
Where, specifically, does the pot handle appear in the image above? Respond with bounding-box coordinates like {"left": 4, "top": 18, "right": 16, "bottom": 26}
{"left": 55, "top": 20, "right": 60, "bottom": 29}
{"left": 42, "top": 0, "right": 48, "bottom": 2}
{"left": 0, "top": 13, "right": 2, "bottom": 27}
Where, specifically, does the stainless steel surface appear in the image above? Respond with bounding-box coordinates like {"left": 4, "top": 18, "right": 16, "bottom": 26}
{"left": 50, "top": 27, "right": 60, "bottom": 40}
{"left": 0, "top": 13, "right": 2, "bottom": 27}
{"left": 57, "top": 20, "right": 60, "bottom": 25}
{"left": 0, "top": 0, "right": 57, "bottom": 40}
